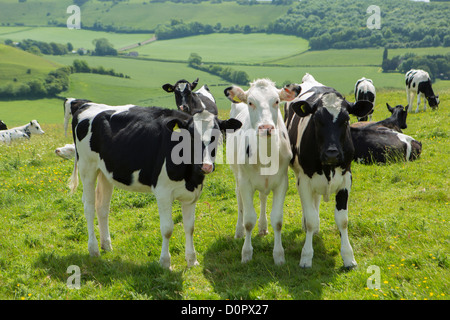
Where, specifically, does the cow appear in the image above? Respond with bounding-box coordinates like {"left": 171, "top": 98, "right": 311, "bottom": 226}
{"left": 162, "top": 78, "right": 218, "bottom": 115}
{"left": 0, "top": 120, "right": 45, "bottom": 144}
{"left": 354, "top": 77, "right": 376, "bottom": 121}
{"left": 224, "top": 79, "right": 300, "bottom": 265}
{"left": 284, "top": 73, "right": 373, "bottom": 268}
{"left": 0, "top": 120, "right": 7, "bottom": 131}
{"left": 64, "top": 98, "right": 92, "bottom": 136}
{"left": 351, "top": 126, "right": 422, "bottom": 164}
{"left": 350, "top": 103, "right": 408, "bottom": 133}
{"left": 68, "top": 100, "right": 241, "bottom": 269}
{"left": 55, "top": 143, "right": 76, "bottom": 160}
{"left": 405, "top": 69, "right": 439, "bottom": 113}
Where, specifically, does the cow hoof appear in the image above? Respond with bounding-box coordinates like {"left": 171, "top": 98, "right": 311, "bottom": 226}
{"left": 299, "top": 258, "right": 312, "bottom": 268}
{"left": 241, "top": 249, "right": 253, "bottom": 264}
{"left": 89, "top": 249, "right": 100, "bottom": 257}
{"left": 258, "top": 229, "right": 269, "bottom": 236}
{"left": 159, "top": 256, "right": 171, "bottom": 269}
{"left": 234, "top": 230, "right": 244, "bottom": 239}
{"left": 343, "top": 260, "right": 357, "bottom": 269}
{"left": 187, "top": 260, "right": 199, "bottom": 268}
{"left": 273, "top": 253, "right": 285, "bottom": 266}
{"left": 101, "top": 242, "right": 113, "bottom": 252}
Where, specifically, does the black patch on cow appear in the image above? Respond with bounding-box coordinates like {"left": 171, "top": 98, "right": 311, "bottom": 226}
{"left": 76, "top": 119, "right": 90, "bottom": 141}
{"left": 81, "top": 106, "right": 211, "bottom": 192}
{"left": 336, "top": 189, "right": 348, "bottom": 211}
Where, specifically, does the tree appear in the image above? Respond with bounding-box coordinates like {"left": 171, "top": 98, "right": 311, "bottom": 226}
{"left": 188, "top": 53, "right": 202, "bottom": 67}
{"left": 92, "top": 38, "right": 117, "bottom": 56}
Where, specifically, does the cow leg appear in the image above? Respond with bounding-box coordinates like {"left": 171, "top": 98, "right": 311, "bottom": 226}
{"left": 258, "top": 192, "right": 269, "bottom": 236}
{"left": 407, "top": 90, "right": 415, "bottom": 113}
{"left": 298, "top": 181, "right": 320, "bottom": 268}
{"left": 335, "top": 187, "right": 357, "bottom": 268}
{"left": 415, "top": 93, "right": 422, "bottom": 113}
{"left": 240, "top": 185, "right": 257, "bottom": 263}
{"left": 95, "top": 171, "right": 113, "bottom": 252}
{"left": 181, "top": 201, "right": 199, "bottom": 267}
{"left": 270, "top": 177, "right": 288, "bottom": 265}
{"left": 422, "top": 93, "right": 427, "bottom": 112}
{"left": 157, "top": 196, "right": 174, "bottom": 269}
{"left": 234, "top": 183, "right": 244, "bottom": 239}
{"left": 79, "top": 166, "right": 100, "bottom": 257}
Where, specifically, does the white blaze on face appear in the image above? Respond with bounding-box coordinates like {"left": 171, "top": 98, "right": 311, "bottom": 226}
{"left": 193, "top": 110, "right": 218, "bottom": 166}
{"left": 322, "top": 93, "right": 343, "bottom": 122}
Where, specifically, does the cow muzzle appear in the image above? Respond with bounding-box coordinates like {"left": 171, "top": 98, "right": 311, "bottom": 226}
{"left": 258, "top": 124, "right": 275, "bottom": 136}
{"left": 201, "top": 163, "right": 214, "bottom": 174}
{"left": 322, "top": 146, "right": 340, "bottom": 166}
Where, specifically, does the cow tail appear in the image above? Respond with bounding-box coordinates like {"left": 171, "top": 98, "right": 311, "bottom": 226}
{"left": 68, "top": 154, "right": 79, "bottom": 194}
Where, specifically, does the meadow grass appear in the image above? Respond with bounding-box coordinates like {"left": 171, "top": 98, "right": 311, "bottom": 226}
{"left": 0, "top": 88, "right": 448, "bottom": 300}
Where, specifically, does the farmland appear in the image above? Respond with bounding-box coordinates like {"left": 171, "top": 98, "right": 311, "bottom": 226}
{"left": 0, "top": 0, "right": 449, "bottom": 302}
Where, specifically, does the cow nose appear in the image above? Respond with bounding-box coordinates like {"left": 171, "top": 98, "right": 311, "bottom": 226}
{"left": 324, "top": 147, "right": 339, "bottom": 164}
{"left": 258, "top": 124, "right": 275, "bottom": 136}
{"left": 201, "top": 163, "right": 214, "bottom": 174}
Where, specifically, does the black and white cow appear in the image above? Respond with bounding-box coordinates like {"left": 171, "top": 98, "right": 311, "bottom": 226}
{"left": 354, "top": 77, "right": 376, "bottom": 121}
{"left": 68, "top": 100, "right": 241, "bottom": 269}
{"left": 406, "top": 69, "right": 440, "bottom": 113}
{"left": 351, "top": 103, "right": 408, "bottom": 133}
{"left": 0, "top": 120, "right": 7, "bottom": 131}
{"left": 162, "top": 78, "right": 218, "bottom": 115}
{"left": 0, "top": 120, "right": 45, "bottom": 144}
{"left": 351, "top": 125, "right": 422, "bottom": 164}
{"left": 64, "top": 98, "right": 92, "bottom": 136}
{"left": 284, "top": 73, "right": 372, "bottom": 268}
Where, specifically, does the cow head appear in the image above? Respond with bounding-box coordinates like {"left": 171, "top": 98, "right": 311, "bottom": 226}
{"left": 162, "top": 78, "right": 200, "bottom": 114}
{"left": 224, "top": 79, "right": 300, "bottom": 136}
{"left": 291, "top": 92, "right": 372, "bottom": 166}
{"left": 166, "top": 110, "right": 241, "bottom": 174}
{"left": 427, "top": 95, "right": 440, "bottom": 109}
{"left": 28, "top": 120, "right": 45, "bottom": 135}
{"left": 387, "top": 103, "right": 408, "bottom": 130}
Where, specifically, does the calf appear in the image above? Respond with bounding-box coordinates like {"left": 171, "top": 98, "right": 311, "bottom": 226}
{"left": 351, "top": 126, "right": 422, "bottom": 164}
{"left": 224, "top": 79, "right": 300, "bottom": 265}
{"left": 55, "top": 143, "right": 76, "bottom": 160}
{"left": 354, "top": 77, "right": 376, "bottom": 121}
{"left": 0, "top": 120, "right": 7, "bottom": 131}
{"left": 406, "top": 69, "right": 439, "bottom": 113}
{"left": 284, "top": 73, "right": 372, "bottom": 268}
{"left": 351, "top": 103, "right": 408, "bottom": 133}
{"left": 162, "top": 78, "right": 218, "bottom": 115}
{"left": 68, "top": 100, "right": 241, "bottom": 269}
{"left": 0, "top": 120, "right": 44, "bottom": 144}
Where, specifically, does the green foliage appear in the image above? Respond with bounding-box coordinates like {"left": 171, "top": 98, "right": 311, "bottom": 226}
{"left": 92, "top": 38, "right": 118, "bottom": 56}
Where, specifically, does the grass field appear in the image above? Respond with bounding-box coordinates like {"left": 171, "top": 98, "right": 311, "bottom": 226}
{"left": 0, "top": 89, "right": 448, "bottom": 300}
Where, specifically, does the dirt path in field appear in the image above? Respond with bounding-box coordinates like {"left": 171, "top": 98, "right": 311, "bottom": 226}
{"left": 118, "top": 36, "right": 157, "bottom": 52}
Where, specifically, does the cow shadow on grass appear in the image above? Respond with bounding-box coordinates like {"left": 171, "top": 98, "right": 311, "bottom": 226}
{"left": 203, "top": 229, "right": 346, "bottom": 300}
{"left": 34, "top": 252, "right": 183, "bottom": 299}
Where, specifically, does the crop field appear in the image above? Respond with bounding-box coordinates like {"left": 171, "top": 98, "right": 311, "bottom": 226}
{"left": 0, "top": 86, "right": 449, "bottom": 300}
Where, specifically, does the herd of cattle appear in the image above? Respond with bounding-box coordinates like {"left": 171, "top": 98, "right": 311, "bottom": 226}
{"left": 0, "top": 68, "right": 440, "bottom": 269}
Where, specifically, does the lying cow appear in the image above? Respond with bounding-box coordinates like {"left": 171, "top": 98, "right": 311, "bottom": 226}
{"left": 0, "top": 120, "right": 7, "bottom": 131}
{"left": 0, "top": 120, "right": 44, "bottom": 144}
{"left": 68, "top": 100, "right": 241, "bottom": 269}
{"left": 350, "top": 103, "right": 408, "bottom": 133}
{"left": 351, "top": 126, "right": 422, "bottom": 164}
{"left": 406, "top": 69, "right": 439, "bottom": 113}
{"left": 224, "top": 79, "right": 300, "bottom": 265}
{"left": 284, "top": 73, "right": 372, "bottom": 268}
{"left": 55, "top": 143, "right": 76, "bottom": 160}
{"left": 354, "top": 77, "right": 376, "bottom": 121}
{"left": 162, "top": 78, "right": 218, "bottom": 115}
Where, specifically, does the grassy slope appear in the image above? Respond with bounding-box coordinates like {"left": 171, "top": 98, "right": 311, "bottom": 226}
{"left": 0, "top": 89, "right": 448, "bottom": 300}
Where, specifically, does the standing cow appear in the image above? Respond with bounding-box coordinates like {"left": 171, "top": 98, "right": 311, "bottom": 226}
{"left": 68, "top": 100, "right": 241, "bottom": 269}
{"left": 284, "top": 73, "right": 372, "bottom": 268}
{"left": 162, "top": 78, "right": 218, "bottom": 115}
{"left": 405, "top": 69, "right": 439, "bottom": 113}
{"left": 224, "top": 79, "right": 300, "bottom": 265}
{"left": 354, "top": 77, "right": 376, "bottom": 121}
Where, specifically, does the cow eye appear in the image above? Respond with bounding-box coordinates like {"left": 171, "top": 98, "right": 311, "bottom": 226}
{"left": 248, "top": 102, "right": 255, "bottom": 109}
{"left": 274, "top": 100, "right": 279, "bottom": 107}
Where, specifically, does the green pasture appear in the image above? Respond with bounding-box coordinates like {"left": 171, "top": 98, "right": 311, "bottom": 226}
{"left": 131, "top": 33, "right": 309, "bottom": 64}
{"left": 0, "top": 89, "right": 448, "bottom": 300}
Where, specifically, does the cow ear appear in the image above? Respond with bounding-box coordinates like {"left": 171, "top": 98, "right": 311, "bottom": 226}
{"left": 386, "top": 103, "right": 394, "bottom": 113}
{"left": 191, "top": 78, "right": 199, "bottom": 90}
{"left": 218, "top": 118, "right": 242, "bottom": 132}
{"left": 166, "top": 118, "right": 187, "bottom": 132}
{"left": 347, "top": 100, "right": 373, "bottom": 118}
{"left": 291, "top": 100, "right": 315, "bottom": 117}
{"left": 224, "top": 86, "right": 247, "bottom": 104}
{"left": 279, "top": 84, "right": 301, "bottom": 102}
{"left": 162, "top": 84, "right": 174, "bottom": 93}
